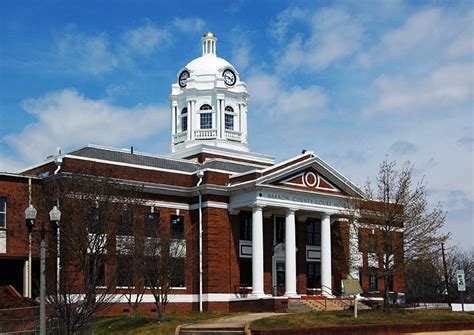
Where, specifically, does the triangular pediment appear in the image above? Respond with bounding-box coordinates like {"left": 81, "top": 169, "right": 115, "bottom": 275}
{"left": 270, "top": 167, "right": 343, "bottom": 195}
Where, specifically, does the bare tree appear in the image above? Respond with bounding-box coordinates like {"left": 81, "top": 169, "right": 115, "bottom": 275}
{"left": 41, "top": 172, "right": 142, "bottom": 333}
{"left": 348, "top": 159, "right": 448, "bottom": 308}
{"left": 446, "top": 247, "right": 474, "bottom": 301}
{"left": 141, "top": 212, "right": 188, "bottom": 320}
{"left": 116, "top": 207, "right": 147, "bottom": 316}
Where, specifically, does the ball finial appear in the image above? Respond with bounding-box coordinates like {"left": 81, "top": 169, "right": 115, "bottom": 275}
{"left": 203, "top": 31, "right": 215, "bottom": 38}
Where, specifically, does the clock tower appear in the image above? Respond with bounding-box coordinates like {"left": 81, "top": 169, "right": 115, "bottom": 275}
{"left": 169, "top": 32, "right": 250, "bottom": 155}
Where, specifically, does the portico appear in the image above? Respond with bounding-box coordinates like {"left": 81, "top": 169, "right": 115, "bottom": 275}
{"left": 243, "top": 204, "right": 334, "bottom": 298}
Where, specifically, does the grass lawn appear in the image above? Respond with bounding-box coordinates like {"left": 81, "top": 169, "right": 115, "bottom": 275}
{"left": 94, "top": 311, "right": 236, "bottom": 335}
{"left": 251, "top": 309, "right": 474, "bottom": 330}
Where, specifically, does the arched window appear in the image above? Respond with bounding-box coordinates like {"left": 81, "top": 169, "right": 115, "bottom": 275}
{"left": 200, "top": 104, "right": 212, "bottom": 129}
{"left": 224, "top": 106, "right": 234, "bottom": 130}
{"left": 181, "top": 107, "right": 188, "bottom": 132}
{"left": 200, "top": 104, "right": 212, "bottom": 110}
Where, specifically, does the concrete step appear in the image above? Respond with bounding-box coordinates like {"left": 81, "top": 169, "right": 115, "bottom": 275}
{"left": 287, "top": 300, "right": 313, "bottom": 313}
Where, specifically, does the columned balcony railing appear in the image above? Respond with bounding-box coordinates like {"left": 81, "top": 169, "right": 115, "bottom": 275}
{"left": 194, "top": 129, "right": 217, "bottom": 139}
{"left": 173, "top": 131, "right": 187, "bottom": 144}
{"left": 224, "top": 129, "right": 242, "bottom": 142}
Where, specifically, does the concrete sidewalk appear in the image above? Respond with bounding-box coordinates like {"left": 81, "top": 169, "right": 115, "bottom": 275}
{"left": 178, "top": 313, "right": 282, "bottom": 334}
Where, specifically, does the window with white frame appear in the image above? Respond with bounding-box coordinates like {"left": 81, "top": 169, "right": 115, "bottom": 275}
{"left": 307, "top": 261, "right": 321, "bottom": 289}
{"left": 369, "top": 271, "right": 378, "bottom": 291}
{"left": 0, "top": 197, "right": 5, "bottom": 229}
{"left": 224, "top": 106, "right": 234, "bottom": 130}
{"left": 200, "top": 113, "right": 212, "bottom": 129}
{"left": 181, "top": 107, "right": 188, "bottom": 132}
{"left": 225, "top": 114, "right": 234, "bottom": 130}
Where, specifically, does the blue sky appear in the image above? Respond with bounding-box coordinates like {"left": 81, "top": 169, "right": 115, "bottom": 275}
{"left": 0, "top": 0, "right": 472, "bottom": 249}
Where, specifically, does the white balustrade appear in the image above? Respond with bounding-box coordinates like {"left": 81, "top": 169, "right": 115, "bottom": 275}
{"left": 173, "top": 131, "right": 187, "bottom": 144}
{"left": 194, "top": 129, "right": 217, "bottom": 139}
{"left": 224, "top": 130, "right": 242, "bottom": 142}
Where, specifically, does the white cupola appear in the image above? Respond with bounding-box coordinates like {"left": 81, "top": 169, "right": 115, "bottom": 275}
{"left": 169, "top": 32, "right": 249, "bottom": 154}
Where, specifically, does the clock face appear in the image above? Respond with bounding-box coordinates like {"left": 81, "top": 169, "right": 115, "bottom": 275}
{"left": 178, "top": 70, "right": 190, "bottom": 88}
{"left": 223, "top": 69, "right": 236, "bottom": 86}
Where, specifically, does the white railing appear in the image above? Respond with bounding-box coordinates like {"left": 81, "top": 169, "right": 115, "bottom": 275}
{"left": 225, "top": 130, "right": 242, "bottom": 142}
{"left": 173, "top": 131, "right": 187, "bottom": 144}
{"left": 194, "top": 129, "right": 217, "bottom": 139}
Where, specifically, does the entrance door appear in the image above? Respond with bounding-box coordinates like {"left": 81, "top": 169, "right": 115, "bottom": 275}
{"left": 275, "top": 261, "right": 285, "bottom": 296}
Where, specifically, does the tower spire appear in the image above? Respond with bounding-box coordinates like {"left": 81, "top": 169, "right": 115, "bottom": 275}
{"left": 201, "top": 32, "right": 217, "bottom": 56}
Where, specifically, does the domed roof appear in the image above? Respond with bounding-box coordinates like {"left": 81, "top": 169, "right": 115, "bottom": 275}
{"left": 185, "top": 54, "right": 234, "bottom": 77}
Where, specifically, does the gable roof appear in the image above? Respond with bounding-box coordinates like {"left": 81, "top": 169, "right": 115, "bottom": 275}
{"left": 230, "top": 151, "right": 366, "bottom": 199}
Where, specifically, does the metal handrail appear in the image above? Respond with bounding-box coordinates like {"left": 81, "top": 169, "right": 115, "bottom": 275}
{"left": 320, "top": 284, "right": 354, "bottom": 310}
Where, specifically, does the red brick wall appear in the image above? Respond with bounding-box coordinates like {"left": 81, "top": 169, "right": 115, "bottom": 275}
{"left": 0, "top": 176, "right": 45, "bottom": 258}
{"left": 202, "top": 207, "right": 234, "bottom": 293}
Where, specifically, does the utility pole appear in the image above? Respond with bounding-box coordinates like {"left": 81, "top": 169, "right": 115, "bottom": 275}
{"left": 441, "top": 243, "right": 450, "bottom": 306}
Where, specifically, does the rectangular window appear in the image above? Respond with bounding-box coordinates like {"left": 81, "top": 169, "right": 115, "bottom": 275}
{"left": 369, "top": 233, "right": 377, "bottom": 253}
{"left": 387, "top": 274, "right": 394, "bottom": 291}
{"left": 275, "top": 216, "right": 285, "bottom": 244}
{"left": 200, "top": 113, "right": 212, "bottom": 129}
{"left": 87, "top": 207, "right": 102, "bottom": 234}
{"left": 307, "top": 262, "right": 321, "bottom": 289}
{"left": 171, "top": 258, "right": 185, "bottom": 287}
{"left": 225, "top": 114, "right": 234, "bottom": 130}
{"left": 181, "top": 116, "right": 187, "bottom": 132}
{"left": 384, "top": 236, "right": 393, "bottom": 254}
{"left": 88, "top": 255, "right": 105, "bottom": 287}
{"left": 144, "top": 212, "right": 160, "bottom": 237}
{"left": 306, "top": 219, "right": 321, "bottom": 246}
{"left": 369, "top": 271, "right": 378, "bottom": 292}
{"left": 171, "top": 215, "right": 184, "bottom": 238}
{"left": 116, "top": 255, "right": 133, "bottom": 287}
{"left": 239, "top": 258, "right": 252, "bottom": 287}
{"left": 239, "top": 213, "right": 252, "bottom": 241}
{"left": 0, "top": 197, "right": 5, "bottom": 229}
{"left": 117, "top": 210, "right": 133, "bottom": 236}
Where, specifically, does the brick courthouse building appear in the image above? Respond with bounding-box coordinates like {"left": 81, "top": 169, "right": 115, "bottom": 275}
{"left": 0, "top": 33, "right": 404, "bottom": 312}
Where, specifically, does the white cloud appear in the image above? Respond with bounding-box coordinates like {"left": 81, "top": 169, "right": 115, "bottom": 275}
{"left": 122, "top": 20, "right": 169, "bottom": 55}
{"left": 356, "top": 7, "right": 473, "bottom": 68}
{"left": 362, "top": 62, "right": 473, "bottom": 117}
{"left": 173, "top": 17, "right": 206, "bottom": 33}
{"left": 4, "top": 89, "right": 167, "bottom": 164}
{"left": 268, "top": 7, "right": 306, "bottom": 42}
{"left": 0, "top": 151, "right": 26, "bottom": 173}
{"left": 247, "top": 72, "right": 326, "bottom": 122}
{"left": 272, "top": 7, "right": 363, "bottom": 71}
{"left": 56, "top": 28, "right": 118, "bottom": 75}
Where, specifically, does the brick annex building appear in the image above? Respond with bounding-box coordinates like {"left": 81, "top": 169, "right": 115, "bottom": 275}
{"left": 0, "top": 32, "right": 405, "bottom": 312}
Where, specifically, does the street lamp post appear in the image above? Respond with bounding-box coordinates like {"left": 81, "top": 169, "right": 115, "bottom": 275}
{"left": 39, "top": 225, "right": 46, "bottom": 335}
{"left": 49, "top": 206, "right": 61, "bottom": 296}
{"left": 24, "top": 204, "right": 37, "bottom": 298}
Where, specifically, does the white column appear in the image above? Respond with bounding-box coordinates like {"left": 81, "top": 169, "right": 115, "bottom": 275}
{"left": 321, "top": 213, "right": 332, "bottom": 296}
{"left": 252, "top": 205, "right": 265, "bottom": 296}
{"left": 285, "top": 208, "right": 298, "bottom": 297}
{"left": 216, "top": 99, "right": 221, "bottom": 139}
{"left": 171, "top": 104, "right": 176, "bottom": 137}
{"left": 187, "top": 100, "right": 192, "bottom": 140}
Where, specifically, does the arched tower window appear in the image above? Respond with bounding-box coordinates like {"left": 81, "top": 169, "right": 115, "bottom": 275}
{"left": 181, "top": 107, "right": 188, "bottom": 132}
{"left": 200, "top": 104, "right": 213, "bottom": 129}
{"left": 224, "top": 106, "right": 234, "bottom": 130}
